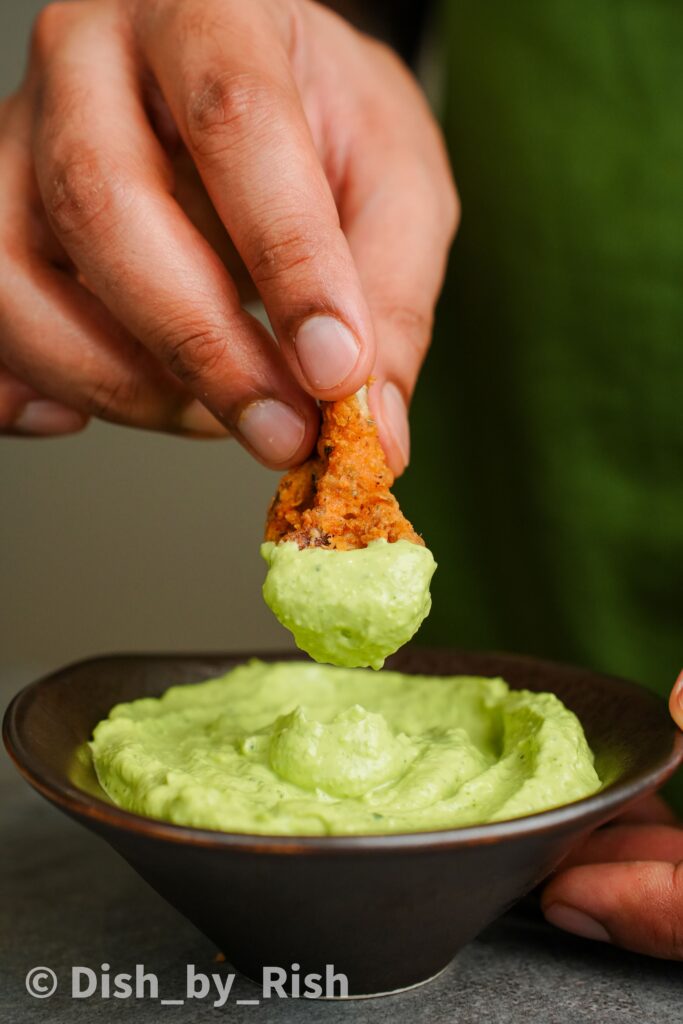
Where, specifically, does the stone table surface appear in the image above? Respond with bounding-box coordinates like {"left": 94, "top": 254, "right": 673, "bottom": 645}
{"left": 2, "top": 672, "right": 680, "bottom": 1023}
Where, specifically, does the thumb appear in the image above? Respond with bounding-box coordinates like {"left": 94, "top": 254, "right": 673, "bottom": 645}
{"left": 542, "top": 859, "right": 683, "bottom": 960}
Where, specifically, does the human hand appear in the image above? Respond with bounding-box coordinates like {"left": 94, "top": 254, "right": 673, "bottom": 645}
{"left": 0, "top": 0, "right": 457, "bottom": 469}
{"left": 542, "top": 671, "right": 683, "bottom": 959}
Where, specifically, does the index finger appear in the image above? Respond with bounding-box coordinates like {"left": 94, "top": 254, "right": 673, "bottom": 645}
{"left": 136, "top": 0, "right": 375, "bottom": 400}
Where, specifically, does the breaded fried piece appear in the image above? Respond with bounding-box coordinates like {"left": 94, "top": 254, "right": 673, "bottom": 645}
{"left": 265, "top": 388, "right": 423, "bottom": 551}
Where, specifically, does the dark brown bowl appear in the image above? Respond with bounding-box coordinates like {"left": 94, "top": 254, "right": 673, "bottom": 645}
{"left": 4, "top": 648, "right": 683, "bottom": 996}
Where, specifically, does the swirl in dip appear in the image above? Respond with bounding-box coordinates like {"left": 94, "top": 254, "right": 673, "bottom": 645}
{"left": 90, "top": 660, "right": 601, "bottom": 836}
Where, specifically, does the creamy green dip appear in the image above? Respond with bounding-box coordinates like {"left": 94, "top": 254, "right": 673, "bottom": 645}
{"left": 90, "top": 660, "right": 601, "bottom": 836}
{"left": 260, "top": 539, "right": 437, "bottom": 670}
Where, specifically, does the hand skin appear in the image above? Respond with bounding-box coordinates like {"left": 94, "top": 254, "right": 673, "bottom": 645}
{"left": 542, "top": 670, "right": 683, "bottom": 960}
{"left": 0, "top": 0, "right": 457, "bottom": 470}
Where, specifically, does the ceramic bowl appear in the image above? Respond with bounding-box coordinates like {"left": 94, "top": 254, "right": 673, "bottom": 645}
{"left": 4, "top": 648, "right": 682, "bottom": 996}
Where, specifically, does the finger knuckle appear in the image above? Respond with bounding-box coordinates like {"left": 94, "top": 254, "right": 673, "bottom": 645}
{"left": 29, "top": 2, "right": 77, "bottom": 65}
{"left": 155, "top": 313, "right": 228, "bottom": 384}
{"left": 376, "top": 301, "right": 433, "bottom": 356}
{"left": 1, "top": 227, "right": 28, "bottom": 266}
{"left": 41, "top": 148, "right": 121, "bottom": 238}
{"left": 87, "top": 376, "right": 137, "bottom": 422}
{"left": 364, "top": 35, "right": 406, "bottom": 77}
{"left": 186, "top": 71, "right": 278, "bottom": 159}
{"left": 249, "top": 219, "right": 320, "bottom": 287}
{"left": 84, "top": 340, "right": 148, "bottom": 421}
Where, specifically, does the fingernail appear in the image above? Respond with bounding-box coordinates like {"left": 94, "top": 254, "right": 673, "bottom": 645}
{"left": 381, "top": 381, "right": 410, "bottom": 468}
{"left": 544, "top": 903, "right": 611, "bottom": 943}
{"left": 13, "top": 400, "right": 85, "bottom": 436}
{"left": 178, "top": 399, "right": 230, "bottom": 438}
{"left": 294, "top": 315, "right": 360, "bottom": 390}
{"left": 238, "top": 399, "right": 305, "bottom": 464}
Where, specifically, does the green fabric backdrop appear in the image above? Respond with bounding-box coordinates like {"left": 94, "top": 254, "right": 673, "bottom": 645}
{"left": 398, "top": 1, "right": 683, "bottom": 807}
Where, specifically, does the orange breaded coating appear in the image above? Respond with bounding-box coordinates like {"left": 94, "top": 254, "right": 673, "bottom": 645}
{"left": 265, "top": 389, "right": 423, "bottom": 551}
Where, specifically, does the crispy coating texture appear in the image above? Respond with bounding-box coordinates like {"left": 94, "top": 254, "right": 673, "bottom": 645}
{"left": 265, "top": 390, "right": 423, "bottom": 551}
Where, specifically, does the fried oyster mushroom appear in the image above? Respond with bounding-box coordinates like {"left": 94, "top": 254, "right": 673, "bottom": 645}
{"left": 265, "top": 388, "right": 422, "bottom": 551}
{"left": 260, "top": 388, "right": 437, "bottom": 670}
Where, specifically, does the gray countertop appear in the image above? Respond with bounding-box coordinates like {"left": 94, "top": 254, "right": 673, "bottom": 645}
{"left": 2, "top": 675, "right": 680, "bottom": 1023}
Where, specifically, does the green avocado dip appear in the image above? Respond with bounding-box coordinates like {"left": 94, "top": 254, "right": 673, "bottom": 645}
{"left": 260, "top": 539, "right": 437, "bottom": 670}
{"left": 89, "top": 660, "right": 601, "bottom": 836}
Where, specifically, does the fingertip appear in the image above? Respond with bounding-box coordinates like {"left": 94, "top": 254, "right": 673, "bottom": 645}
{"left": 234, "top": 396, "right": 317, "bottom": 470}
{"left": 541, "top": 864, "right": 598, "bottom": 925}
{"left": 543, "top": 902, "right": 611, "bottom": 943}
{"left": 368, "top": 379, "right": 410, "bottom": 477}
{"left": 11, "top": 400, "right": 89, "bottom": 437}
{"left": 669, "top": 670, "right": 683, "bottom": 731}
{"left": 292, "top": 314, "right": 374, "bottom": 400}
{"left": 540, "top": 874, "right": 610, "bottom": 946}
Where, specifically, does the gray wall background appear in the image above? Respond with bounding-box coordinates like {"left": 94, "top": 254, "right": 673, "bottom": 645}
{"left": 1, "top": 1, "right": 289, "bottom": 688}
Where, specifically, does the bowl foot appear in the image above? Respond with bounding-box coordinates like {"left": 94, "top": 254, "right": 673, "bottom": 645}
{"left": 232, "top": 959, "right": 452, "bottom": 1000}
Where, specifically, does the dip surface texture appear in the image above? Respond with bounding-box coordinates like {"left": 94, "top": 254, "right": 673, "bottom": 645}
{"left": 90, "top": 660, "right": 601, "bottom": 836}
{"left": 260, "top": 539, "right": 437, "bottom": 669}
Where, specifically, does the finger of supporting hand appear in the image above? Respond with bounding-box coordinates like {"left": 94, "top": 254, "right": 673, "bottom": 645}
{"left": 558, "top": 823, "right": 683, "bottom": 869}
{"left": 0, "top": 361, "right": 86, "bottom": 436}
{"left": 604, "top": 793, "right": 679, "bottom": 826}
{"left": 136, "top": 0, "right": 375, "bottom": 399}
{"left": 31, "top": 5, "right": 317, "bottom": 465}
{"left": 542, "top": 859, "right": 683, "bottom": 960}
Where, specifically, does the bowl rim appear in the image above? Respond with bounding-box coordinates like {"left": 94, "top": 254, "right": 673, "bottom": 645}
{"left": 4, "top": 649, "right": 683, "bottom": 854}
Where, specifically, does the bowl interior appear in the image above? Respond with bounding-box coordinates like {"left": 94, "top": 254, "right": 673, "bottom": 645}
{"left": 6, "top": 647, "right": 682, "bottom": 836}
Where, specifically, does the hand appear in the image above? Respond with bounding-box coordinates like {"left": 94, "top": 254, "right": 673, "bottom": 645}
{"left": 0, "top": 0, "right": 457, "bottom": 470}
{"left": 541, "top": 671, "right": 683, "bottom": 959}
